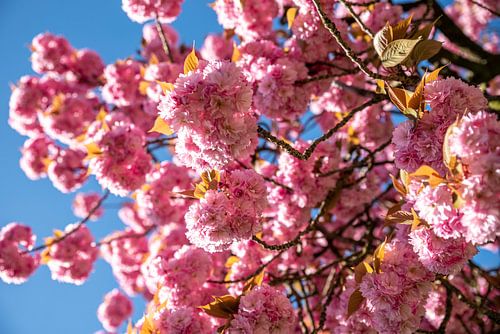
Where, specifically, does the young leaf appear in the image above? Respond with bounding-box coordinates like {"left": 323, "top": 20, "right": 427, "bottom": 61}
{"left": 410, "top": 208, "right": 421, "bottom": 231}
{"left": 139, "top": 81, "right": 150, "bottom": 95}
{"left": 411, "top": 16, "right": 441, "bottom": 40}
{"left": 408, "top": 65, "right": 447, "bottom": 112}
{"left": 386, "top": 85, "right": 411, "bottom": 112}
{"left": 408, "top": 39, "right": 443, "bottom": 65}
{"left": 148, "top": 117, "right": 174, "bottom": 136}
{"left": 85, "top": 142, "right": 103, "bottom": 160}
{"left": 347, "top": 289, "right": 365, "bottom": 318}
{"left": 231, "top": 42, "right": 240, "bottom": 63}
{"left": 243, "top": 270, "right": 265, "bottom": 294}
{"left": 385, "top": 210, "right": 413, "bottom": 225}
{"left": 391, "top": 15, "right": 413, "bottom": 40}
{"left": 380, "top": 38, "right": 421, "bottom": 67}
{"left": 184, "top": 46, "right": 199, "bottom": 74}
{"left": 156, "top": 81, "right": 174, "bottom": 94}
{"left": 373, "top": 239, "right": 387, "bottom": 273}
{"left": 200, "top": 295, "right": 240, "bottom": 319}
{"left": 390, "top": 174, "right": 407, "bottom": 195}
{"left": 373, "top": 23, "right": 393, "bottom": 57}
{"left": 354, "top": 261, "right": 373, "bottom": 284}
{"left": 409, "top": 165, "right": 445, "bottom": 187}
{"left": 286, "top": 7, "right": 298, "bottom": 29}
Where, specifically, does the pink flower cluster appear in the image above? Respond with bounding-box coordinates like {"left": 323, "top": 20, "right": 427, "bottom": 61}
{"left": 212, "top": 0, "right": 279, "bottom": 41}
{"left": 72, "top": 192, "right": 104, "bottom": 221}
{"left": 135, "top": 161, "right": 193, "bottom": 226}
{"left": 359, "top": 238, "right": 434, "bottom": 334}
{"left": 0, "top": 223, "right": 40, "bottom": 284}
{"left": 31, "top": 33, "right": 104, "bottom": 85}
{"left": 121, "top": 0, "right": 184, "bottom": 23}
{"left": 100, "top": 229, "right": 149, "bottom": 296}
{"left": 97, "top": 289, "right": 133, "bottom": 332}
{"left": 393, "top": 78, "right": 487, "bottom": 174}
{"left": 228, "top": 284, "right": 297, "bottom": 333}
{"left": 87, "top": 114, "right": 152, "bottom": 196}
{"left": 45, "top": 224, "right": 98, "bottom": 285}
{"left": 153, "top": 307, "right": 212, "bottom": 334}
{"left": 185, "top": 169, "right": 268, "bottom": 252}
{"left": 158, "top": 60, "right": 257, "bottom": 171}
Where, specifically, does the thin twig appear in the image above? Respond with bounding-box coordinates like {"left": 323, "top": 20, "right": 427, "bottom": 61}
{"left": 154, "top": 16, "right": 174, "bottom": 62}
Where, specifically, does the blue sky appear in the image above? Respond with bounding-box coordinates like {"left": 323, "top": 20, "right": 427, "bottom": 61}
{"left": 0, "top": 1, "right": 498, "bottom": 334}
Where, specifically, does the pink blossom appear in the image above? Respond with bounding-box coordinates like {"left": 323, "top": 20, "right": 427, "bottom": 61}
{"left": 200, "top": 34, "right": 233, "bottom": 61}
{"left": 410, "top": 227, "right": 477, "bottom": 275}
{"left": 97, "top": 289, "right": 133, "bottom": 332}
{"left": 102, "top": 59, "right": 144, "bottom": 107}
{"left": 46, "top": 224, "right": 98, "bottom": 285}
{"left": 186, "top": 169, "right": 267, "bottom": 252}
{"left": 72, "top": 192, "right": 104, "bottom": 221}
{"left": 122, "top": 0, "right": 184, "bottom": 23}
{"left": 153, "top": 307, "right": 212, "bottom": 334}
{"left": 31, "top": 33, "right": 74, "bottom": 74}
{"left": 212, "top": 0, "right": 278, "bottom": 41}
{"left": 0, "top": 223, "right": 40, "bottom": 284}
{"left": 141, "top": 23, "right": 180, "bottom": 62}
{"left": 228, "top": 285, "right": 297, "bottom": 334}
{"left": 47, "top": 147, "right": 88, "bottom": 193}
{"left": 158, "top": 60, "right": 256, "bottom": 171}
{"left": 19, "top": 135, "right": 57, "bottom": 180}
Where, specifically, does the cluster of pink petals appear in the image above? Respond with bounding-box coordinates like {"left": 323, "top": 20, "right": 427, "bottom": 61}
{"left": 0, "top": 223, "right": 40, "bottom": 284}
{"left": 122, "top": 0, "right": 184, "bottom": 23}
{"left": 102, "top": 59, "right": 144, "bottom": 107}
{"left": 200, "top": 34, "right": 233, "bottom": 62}
{"left": 359, "top": 238, "right": 434, "bottom": 334}
{"left": 238, "top": 40, "right": 310, "bottom": 121}
{"left": 145, "top": 245, "right": 213, "bottom": 308}
{"left": 135, "top": 162, "right": 193, "bottom": 226}
{"left": 47, "top": 147, "right": 88, "bottom": 193}
{"left": 185, "top": 169, "right": 268, "bottom": 252}
{"left": 87, "top": 115, "right": 152, "bottom": 196}
{"left": 450, "top": 111, "right": 500, "bottom": 244}
{"left": 31, "top": 33, "right": 104, "bottom": 85}
{"left": 19, "top": 135, "right": 56, "bottom": 180}
{"left": 158, "top": 60, "right": 257, "bottom": 171}
{"left": 409, "top": 227, "right": 477, "bottom": 275}
{"left": 212, "top": 0, "right": 278, "bottom": 41}
{"left": 153, "top": 306, "right": 212, "bottom": 334}
{"left": 228, "top": 284, "right": 297, "bottom": 333}
{"left": 45, "top": 224, "right": 98, "bottom": 285}
{"left": 100, "top": 229, "right": 149, "bottom": 296}
{"left": 97, "top": 289, "right": 133, "bottom": 332}
{"left": 393, "top": 78, "right": 487, "bottom": 174}
{"left": 72, "top": 192, "right": 104, "bottom": 221}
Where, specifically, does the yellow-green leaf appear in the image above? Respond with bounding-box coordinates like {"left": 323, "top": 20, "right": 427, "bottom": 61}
{"left": 148, "top": 117, "right": 174, "bottom": 136}
{"left": 286, "top": 7, "right": 298, "bottom": 29}
{"left": 184, "top": 46, "right": 199, "bottom": 74}
{"left": 380, "top": 38, "right": 421, "bottom": 68}
{"left": 347, "top": 289, "right": 365, "bottom": 318}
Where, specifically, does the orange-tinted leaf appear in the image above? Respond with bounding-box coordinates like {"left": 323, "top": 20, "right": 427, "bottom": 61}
{"left": 200, "top": 295, "right": 240, "bottom": 319}
{"left": 231, "top": 42, "right": 241, "bottom": 63}
{"left": 373, "top": 238, "right": 387, "bottom": 273}
{"left": 386, "top": 85, "right": 411, "bottom": 112}
{"left": 410, "top": 165, "right": 445, "bottom": 187}
{"left": 156, "top": 81, "right": 174, "bottom": 94}
{"left": 243, "top": 270, "right": 265, "bottom": 294}
{"left": 184, "top": 46, "right": 199, "bottom": 74}
{"left": 139, "top": 81, "right": 150, "bottom": 95}
{"left": 347, "top": 289, "right": 365, "bottom": 318}
{"left": 85, "top": 142, "right": 103, "bottom": 160}
{"left": 391, "top": 15, "right": 413, "bottom": 40}
{"left": 390, "top": 174, "right": 407, "bottom": 195}
{"left": 148, "top": 117, "right": 174, "bottom": 136}
{"left": 286, "top": 7, "right": 298, "bottom": 29}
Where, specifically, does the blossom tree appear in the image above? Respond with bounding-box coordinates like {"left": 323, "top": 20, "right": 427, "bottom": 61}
{"left": 3, "top": 0, "right": 500, "bottom": 333}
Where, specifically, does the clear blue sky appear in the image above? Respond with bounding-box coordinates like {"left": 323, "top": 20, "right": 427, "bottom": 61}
{"left": 0, "top": 1, "right": 498, "bottom": 334}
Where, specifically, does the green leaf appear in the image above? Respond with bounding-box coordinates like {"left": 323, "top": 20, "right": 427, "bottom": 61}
{"left": 381, "top": 38, "right": 421, "bottom": 67}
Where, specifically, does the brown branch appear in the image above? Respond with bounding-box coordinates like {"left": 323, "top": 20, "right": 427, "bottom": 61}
{"left": 257, "top": 97, "right": 384, "bottom": 161}
{"left": 154, "top": 17, "right": 174, "bottom": 63}
{"left": 23, "top": 190, "right": 111, "bottom": 254}
{"left": 339, "top": 0, "right": 374, "bottom": 38}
